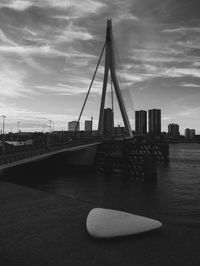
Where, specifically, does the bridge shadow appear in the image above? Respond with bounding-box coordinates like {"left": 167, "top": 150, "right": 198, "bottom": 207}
{"left": 1, "top": 152, "right": 161, "bottom": 223}
{"left": 1, "top": 153, "right": 95, "bottom": 186}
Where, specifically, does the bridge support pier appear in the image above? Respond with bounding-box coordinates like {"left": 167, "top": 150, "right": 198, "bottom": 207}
{"left": 95, "top": 139, "right": 168, "bottom": 181}
{"left": 65, "top": 145, "right": 98, "bottom": 166}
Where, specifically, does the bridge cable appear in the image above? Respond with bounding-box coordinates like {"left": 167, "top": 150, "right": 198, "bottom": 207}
{"left": 111, "top": 75, "right": 114, "bottom": 113}
{"left": 75, "top": 41, "right": 106, "bottom": 133}
{"left": 113, "top": 39, "right": 135, "bottom": 119}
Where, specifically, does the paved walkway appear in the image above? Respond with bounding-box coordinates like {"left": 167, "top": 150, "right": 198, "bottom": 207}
{"left": 0, "top": 181, "right": 199, "bottom": 266}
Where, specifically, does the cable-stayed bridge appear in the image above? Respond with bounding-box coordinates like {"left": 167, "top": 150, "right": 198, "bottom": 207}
{"left": 0, "top": 20, "right": 168, "bottom": 179}
{"left": 0, "top": 20, "right": 132, "bottom": 169}
{"left": 0, "top": 138, "right": 102, "bottom": 171}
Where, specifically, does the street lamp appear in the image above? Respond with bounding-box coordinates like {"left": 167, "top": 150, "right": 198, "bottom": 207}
{"left": 91, "top": 115, "right": 93, "bottom": 129}
{"left": 1, "top": 115, "right": 6, "bottom": 152}
{"left": 47, "top": 120, "right": 52, "bottom": 149}
{"left": 48, "top": 120, "right": 52, "bottom": 133}
{"left": 17, "top": 121, "right": 20, "bottom": 133}
{"left": 17, "top": 121, "right": 20, "bottom": 144}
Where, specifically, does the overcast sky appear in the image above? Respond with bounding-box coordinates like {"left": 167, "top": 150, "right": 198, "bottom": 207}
{"left": 0, "top": 0, "right": 200, "bottom": 133}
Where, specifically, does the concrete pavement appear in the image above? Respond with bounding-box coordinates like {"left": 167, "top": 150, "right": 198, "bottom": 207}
{"left": 0, "top": 181, "right": 199, "bottom": 266}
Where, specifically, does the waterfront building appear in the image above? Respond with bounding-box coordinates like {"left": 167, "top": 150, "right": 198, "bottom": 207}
{"left": 114, "top": 126, "right": 125, "bottom": 137}
{"left": 68, "top": 121, "right": 79, "bottom": 131}
{"left": 135, "top": 110, "right": 147, "bottom": 135}
{"left": 185, "top": 128, "right": 190, "bottom": 139}
{"left": 103, "top": 108, "right": 114, "bottom": 136}
{"left": 148, "top": 109, "right": 161, "bottom": 136}
{"left": 85, "top": 120, "right": 92, "bottom": 132}
{"left": 195, "top": 134, "right": 200, "bottom": 142}
{"left": 190, "top": 129, "right": 196, "bottom": 140}
{"left": 168, "top": 123, "right": 180, "bottom": 137}
{"left": 185, "top": 128, "right": 195, "bottom": 140}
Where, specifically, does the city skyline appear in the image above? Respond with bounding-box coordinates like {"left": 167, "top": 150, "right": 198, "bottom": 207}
{"left": 0, "top": 0, "right": 200, "bottom": 134}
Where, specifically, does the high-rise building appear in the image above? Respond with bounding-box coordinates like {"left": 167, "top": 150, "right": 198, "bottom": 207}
{"left": 135, "top": 110, "right": 147, "bottom": 135}
{"left": 68, "top": 121, "right": 79, "bottom": 131}
{"left": 185, "top": 128, "right": 190, "bottom": 139}
{"left": 185, "top": 128, "right": 195, "bottom": 140}
{"left": 85, "top": 120, "right": 92, "bottom": 131}
{"left": 114, "top": 126, "right": 125, "bottom": 136}
{"left": 148, "top": 109, "right": 161, "bottom": 136}
{"left": 103, "top": 108, "right": 114, "bottom": 136}
{"left": 189, "top": 129, "right": 196, "bottom": 140}
{"left": 168, "top": 123, "right": 180, "bottom": 137}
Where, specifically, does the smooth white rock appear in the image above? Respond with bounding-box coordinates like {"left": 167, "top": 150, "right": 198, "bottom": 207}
{"left": 86, "top": 208, "right": 162, "bottom": 238}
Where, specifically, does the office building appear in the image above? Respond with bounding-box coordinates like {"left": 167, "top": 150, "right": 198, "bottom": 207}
{"left": 114, "top": 126, "right": 125, "bottom": 136}
{"left": 185, "top": 128, "right": 195, "bottom": 140}
{"left": 135, "top": 110, "right": 147, "bottom": 135}
{"left": 68, "top": 121, "right": 79, "bottom": 131}
{"left": 168, "top": 123, "right": 180, "bottom": 137}
{"left": 103, "top": 108, "right": 114, "bottom": 136}
{"left": 190, "top": 129, "right": 196, "bottom": 140}
{"left": 85, "top": 120, "right": 92, "bottom": 131}
{"left": 148, "top": 109, "right": 161, "bottom": 136}
{"left": 185, "top": 128, "right": 190, "bottom": 139}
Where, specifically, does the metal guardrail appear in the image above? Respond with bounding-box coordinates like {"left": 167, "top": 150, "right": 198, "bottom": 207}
{"left": 0, "top": 138, "right": 102, "bottom": 167}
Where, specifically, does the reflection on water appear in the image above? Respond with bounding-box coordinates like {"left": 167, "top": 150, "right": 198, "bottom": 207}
{"left": 3, "top": 143, "right": 200, "bottom": 228}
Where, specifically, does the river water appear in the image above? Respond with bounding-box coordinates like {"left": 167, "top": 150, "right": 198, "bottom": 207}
{"left": 3, "top": 143, "right": 200, "bottom": 228}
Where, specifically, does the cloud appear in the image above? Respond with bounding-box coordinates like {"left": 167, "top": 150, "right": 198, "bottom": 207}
{"left": 131, "top": 47, "right": 184, "bottom": 65}
{"left": 118, "top": 72, "right": 149, "bottom": 83}
{"left": 0, "top": 0, "right": 66, "bottom": 10}
{"left": 35, "top": 77, "right": 103, "bottom": 96}
{"left": 180, "top": 82, "right": 200, "bottom": 88}
{"left": 35, "top": 84, "right": 83, "bottom": 95}
{"left": 115, "top": 13, "right": 139, "bottom": 22}
{"left": 55, "top": 22, "right": 93, "bottom": 43}
{"left": 0, "top": 63, "right": 31, "bottom": 98}
{"left": 162, "top": 26, "right": 200, "bottom": 33}
{"left": 193, "top": 62, "right": 200, "bottom": 67}
{"left": 177, "top": 106, "right": 200, "bottom": 117}
{"left": 0, "top": 0, "right": 200, "bottom": 132}
{"left": 162, "top": 67, "right": 200, "bottom": 78}
{"left": 52, "top": 15, "right": 73, "bottom": 21}
{"left": 0, "top": 101, "right": 79, "bottom": 132}
{"left": 162, "top": 116, "right": 172, "bottom": 120}
{"left": 65, "top": 0, "right": 106, "bottom": 16}
{"left": 132, "top": 55, "right": 179, "bottom": 63}
{"left": 0, "top": 29, "right": 16, "bottom": 45}
{"left": 176, "top": 40, "right": 200, "bottom": 50}
{"left": 0, "top": 41, "right": 96, "bottom": 63}
{"left": 0, "top": 0, "right": 32, "bottom": 10}
{"left": 0, "top": 28, "right": 50, "bottom": 72}
{"left": 0, "top": 0, "right": 106, "bottom": 15}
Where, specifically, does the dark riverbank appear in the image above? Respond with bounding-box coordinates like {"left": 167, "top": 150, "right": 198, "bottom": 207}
{"left": 0, "top": 143, "right": 200, "bottom": 265}
{"left": 0, "top": 181, "right": 199, "bottom": 266}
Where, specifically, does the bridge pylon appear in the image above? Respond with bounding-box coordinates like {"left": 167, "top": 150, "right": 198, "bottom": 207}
{"left": 98, "top": 19, "right": 133, "bottom": 138}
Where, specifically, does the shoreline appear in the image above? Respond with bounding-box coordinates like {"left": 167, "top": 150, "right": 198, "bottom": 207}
{"left": 0, "top": 180, "right": 199, "bottom": 266}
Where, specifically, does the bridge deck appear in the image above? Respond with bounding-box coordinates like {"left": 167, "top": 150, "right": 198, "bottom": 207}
{"left": 0, "top": 142, "right": 101, "bottom": 171}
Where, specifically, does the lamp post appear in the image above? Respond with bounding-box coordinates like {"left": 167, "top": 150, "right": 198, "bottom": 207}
{"left": 17, "top": 121, "right": 20, "bottom": 132}
{"left": 91, "top": 115, "right": 93, "bottom": 136}
{"left": 17, "top": 121, "right": 20, "bottom": 144}
{"left": 47, "top": 120, "right": 52, "bottom": 149}
{"left": 48, "top": 120, "right": 52, "bottom": 133}
{"left": 1, "top": 115, "right": 6, "bottom": 153}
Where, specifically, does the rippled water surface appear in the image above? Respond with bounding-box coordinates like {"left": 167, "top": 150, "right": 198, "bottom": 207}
{"left": 4, "top": 143, "right": 200, "bottom": 228}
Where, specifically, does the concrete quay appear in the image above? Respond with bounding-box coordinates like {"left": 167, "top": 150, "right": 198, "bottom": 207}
{"left": 0, "top": 181, "right": 199, "bottom": 266}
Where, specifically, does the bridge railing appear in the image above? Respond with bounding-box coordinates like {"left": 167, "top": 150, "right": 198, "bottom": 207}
{"left": 0, "top": 137, "right": 103, "bottom": 167}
